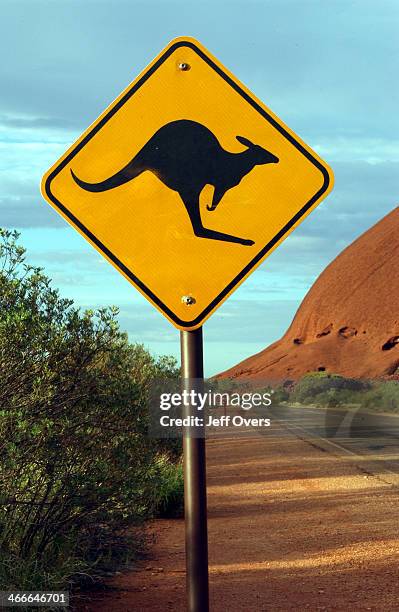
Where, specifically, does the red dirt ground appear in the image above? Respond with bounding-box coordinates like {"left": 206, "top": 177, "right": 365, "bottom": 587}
{"left": 77, "top": 424, "right": 399, "bottom": 611}
{"left": 220, "top": 207, "right": 399, "bottom": 382}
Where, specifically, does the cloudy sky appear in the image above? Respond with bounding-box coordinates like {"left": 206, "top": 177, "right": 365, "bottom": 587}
{"left": 2, "top": 0, "right": 398, "bottom": 375}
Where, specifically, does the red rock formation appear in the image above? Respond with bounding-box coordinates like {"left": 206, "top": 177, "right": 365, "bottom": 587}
{"left": 221, "top": 207, "right": 399, "bottom": 381}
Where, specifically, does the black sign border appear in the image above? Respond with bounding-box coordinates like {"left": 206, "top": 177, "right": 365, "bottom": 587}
{"left": 44, "top": 40, "right": 331, "bottom": 329}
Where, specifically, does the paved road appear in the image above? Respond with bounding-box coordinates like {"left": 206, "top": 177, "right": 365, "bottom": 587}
{"left": 268, "top": 403, "right": 399, "bottom": 475}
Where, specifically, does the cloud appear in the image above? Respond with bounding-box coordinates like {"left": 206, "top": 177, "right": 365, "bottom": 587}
{"left": 0, "top": 0, "right": 398, "bottom": 137}
{"left": 0, "top": 176, "right": 64, "bottom": 228}
{"left": 0, "top": 141, "right": 73, "bottom": 228}
{"left": 314, "top": 139, "right": 399, "bottom": 164}
{"left": 1, "top": 1, "right": 397, "bottom": 234}
{"left": 1, "top": 0, "right": 398, "bottom": 374}
{"left": 0, "top": 194, "right": 64, "bottom": 228}
{"left": 117, "top": 296, "right": 303, "bottom": 375}
{"left": 0, "top": 114, "right": 80, "bottom": 131}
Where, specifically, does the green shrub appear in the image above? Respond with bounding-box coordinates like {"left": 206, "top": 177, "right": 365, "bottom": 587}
{"left": 360, "top": 381, "right": 399, "bottom": 412}
{"left": 272, "top": 386, "right": 290, "bottom": 403}
{"left": 311, "top": 387, "right": 362, "bottom": 407}
{"left": 291, "top": 371, "right": 369, "bottom": 404}
{"left": 0, "top": 230, "right": 181, "bottom": 590}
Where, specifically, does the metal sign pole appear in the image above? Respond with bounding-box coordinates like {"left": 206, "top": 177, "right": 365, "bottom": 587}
{"left": 180, "top": 327, "right": 209, "bottom": 612}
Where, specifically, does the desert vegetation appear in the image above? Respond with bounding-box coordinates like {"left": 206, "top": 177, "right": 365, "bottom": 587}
{"left": 272, "top": 371, "right": 399, "bottom": 412}
{"left": 0, "top": 229, "right": 183, "bottom": 592}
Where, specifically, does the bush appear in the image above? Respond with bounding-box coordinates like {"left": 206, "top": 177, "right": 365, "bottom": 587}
{"left": 272, "top": 386, "right": 290, "bottom": 403}
{"left": 360, "top": 381, "right": 399, "bottom": 412}
{"left": 291, "top": 371, "right": 369, "bottom": 405}
{"left": 0, "top": 230, "right": 182, "bottom": 590}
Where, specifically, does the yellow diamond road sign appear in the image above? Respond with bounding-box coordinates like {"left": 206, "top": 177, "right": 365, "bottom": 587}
{"left": 41, "top": 37, "right": 333, "bottom": 330}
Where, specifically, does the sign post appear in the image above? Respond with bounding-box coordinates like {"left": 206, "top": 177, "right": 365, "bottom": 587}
{"left": 41, "top": 36, "right": 334, "bottom": 611}
{"left": 180, "top": 328, "right": 209, "bottom": 612}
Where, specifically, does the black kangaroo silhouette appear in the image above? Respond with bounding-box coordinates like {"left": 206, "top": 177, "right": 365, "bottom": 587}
{"left": 71, "top": 120, "right": 279, "bottom": 246}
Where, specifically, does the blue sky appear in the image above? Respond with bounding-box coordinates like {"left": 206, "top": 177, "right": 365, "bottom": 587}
{"left": 1, "top": 0, "right": 398, "bottom": 375}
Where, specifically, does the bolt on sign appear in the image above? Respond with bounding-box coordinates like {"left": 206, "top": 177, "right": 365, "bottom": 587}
{"left": 41, "top": 37, "right": 333, "bottom": 330}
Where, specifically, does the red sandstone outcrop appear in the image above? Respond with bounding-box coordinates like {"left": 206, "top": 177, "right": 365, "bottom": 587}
{"left": 221, "top": 207, "right": 399, "bottom": 381}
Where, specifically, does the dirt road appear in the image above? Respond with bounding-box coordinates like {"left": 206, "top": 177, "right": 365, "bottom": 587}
{"left": 78, "top": 423, "right": 399, "bottom": 611}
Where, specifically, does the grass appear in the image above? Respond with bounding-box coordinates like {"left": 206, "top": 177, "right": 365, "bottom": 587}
{"left": 152, "top": 455, "right": 184, "bottom": 519}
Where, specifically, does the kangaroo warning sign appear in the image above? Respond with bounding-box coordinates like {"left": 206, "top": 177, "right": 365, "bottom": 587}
{"left": 41, "top": 37, "right": 333, "bottom": 330}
